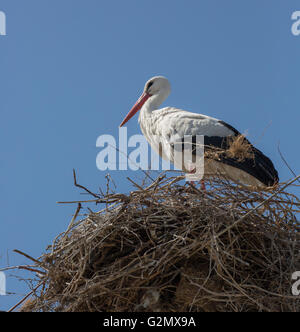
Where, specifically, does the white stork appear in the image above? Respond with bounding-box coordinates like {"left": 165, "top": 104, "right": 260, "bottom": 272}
{"left": 120, "top": 76, "right": 279, "bottom": 188}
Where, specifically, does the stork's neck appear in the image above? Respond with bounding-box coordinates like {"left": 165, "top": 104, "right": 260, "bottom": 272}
{"left": 140, "top": 91, "right": 170, "bottom": 116}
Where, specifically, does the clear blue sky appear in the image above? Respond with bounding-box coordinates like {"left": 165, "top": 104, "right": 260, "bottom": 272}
{"left": 0, "top": 0, "right": 299, "bottom": 310}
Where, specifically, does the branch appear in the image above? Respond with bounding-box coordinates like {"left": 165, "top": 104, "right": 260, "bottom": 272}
{"left": 7, "top": 281, "right": 44, "bottom": 312}
{"left": 73, "top": 169, "right": 100, "bottom": 199}
{"left": 13, "top": 249, "right": 42, "bottom": 266}
{"left": 277, "top": 142, "right": 300, "bottom": 184}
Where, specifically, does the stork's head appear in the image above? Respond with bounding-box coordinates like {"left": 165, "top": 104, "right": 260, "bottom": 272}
{"left": 143, "top": 76, "right": 171, "bottom": 97}
{"left": 120, "top": 76, "right": 171, "bottom": 127}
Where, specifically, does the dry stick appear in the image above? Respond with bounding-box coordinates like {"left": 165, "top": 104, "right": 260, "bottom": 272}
{"left": 73, "top": 169, "right": 100, "bottom": 199}
{"left": 58, "top": 170, "right": 128, "bottom": 204}
{"left": 15, "top": 266, "right": 45, "bottom": 274}
{"left": 57, "top": 198, "right": 121, "bottom": 205}
{"left": 0, "top": 265, "right": 45, "bottom": 274}
{"left": 209, "top": 174, "right": 300, "bottom": 244}
{"left": 64, "top": 203, "right": 82, "bottom": 237}
{"left": 277, "top": 143, "right": 300, "bottom": 184}
{"left": 252, "top": 120, "right": 272, "bottom": 145}
{"left": 13, "top": 249, "right": 42, "bottom": 266}
{"left": 7, "top": 281, "right": 44, "bottom": 312}
{"left": 142, "top": 174, "right": 167, "bottom": 193}
{"left": 50, "top": 203, "right": 82, "bottom": 254}
{"left": 127, "top": 177, "right": 144, "bottom": 191}
{"left": 57, "top": 199, "right": 99, "bottom": 204}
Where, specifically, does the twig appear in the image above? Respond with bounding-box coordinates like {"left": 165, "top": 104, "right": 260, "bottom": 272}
{"left": 127, "top": 177, "right": 144, "bottom": 191}
{"left": 0, "top": 265, "right": 45, "bottom": 274}
{"left": 277, "top": 142, "right": 300, "bottom": 184}
{"left": 73, "top": 169, "right": 100, "bottom": 199}
{"left": 7, "top": 281, "right": 44, "bottom": 312}
{"left": 64, "top": 203, "right": 82, "bottom": 236}
{"left": 253, "top": 120, "right": 272, "bottom": 145}
{"left": 57, "top": 199, "right": 99, "bottom": 204}
{"left": 13, "top": 249, "right": 42, "bottom": 266}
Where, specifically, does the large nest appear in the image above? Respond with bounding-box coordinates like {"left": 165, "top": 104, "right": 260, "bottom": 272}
{"left": 16, "top": 174, "right": 300, "bottom": 312}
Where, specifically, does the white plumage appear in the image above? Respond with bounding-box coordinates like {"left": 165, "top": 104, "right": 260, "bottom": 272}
{"left": 120, "top": 76, "right": 279, "bottom": 188}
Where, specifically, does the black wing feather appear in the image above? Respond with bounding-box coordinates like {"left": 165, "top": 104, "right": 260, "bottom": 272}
{"left": 176, "top": 121, "right": 279, "bottom": 186}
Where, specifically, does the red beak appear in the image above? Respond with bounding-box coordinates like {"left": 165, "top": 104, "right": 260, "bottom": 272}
{"left": 120, "top": 92, "right": 151, "bottom": 127}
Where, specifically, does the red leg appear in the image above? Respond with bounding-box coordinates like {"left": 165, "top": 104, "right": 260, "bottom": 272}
{"left": 187, "top": 167, "right": 196, "bottom": 186}
{"left": 188, "top": 168, "right": 206, "bottom": 192}
{"left": 201, "top": 179, "right": 206, "bottom": 192}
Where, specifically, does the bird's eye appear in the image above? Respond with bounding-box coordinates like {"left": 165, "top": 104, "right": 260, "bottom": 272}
{"left": 146, "top": 81, "right": 154, "bottom": 91}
